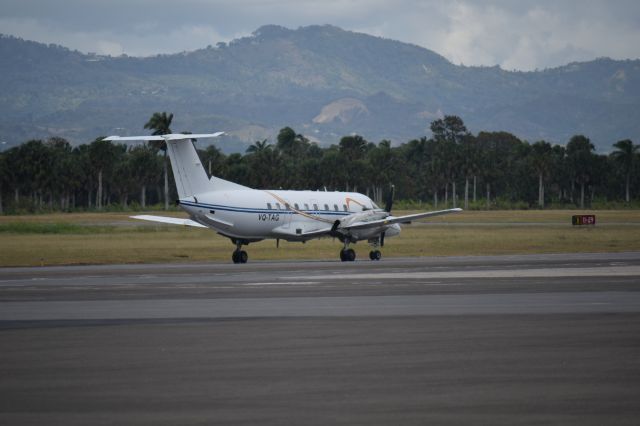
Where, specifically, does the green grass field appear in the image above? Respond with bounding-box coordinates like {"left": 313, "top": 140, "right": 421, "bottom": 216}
{"left": 1, "top": 210, "right": 639, "bottom": 267}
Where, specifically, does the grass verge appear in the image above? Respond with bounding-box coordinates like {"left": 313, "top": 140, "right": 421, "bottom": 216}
{"left": 0, "top": 210, "right": 638, "bottom": 266}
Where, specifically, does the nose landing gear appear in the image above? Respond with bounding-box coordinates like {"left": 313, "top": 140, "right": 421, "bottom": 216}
{"left": 368, "top": 237, "right": 382, "bottom": 261}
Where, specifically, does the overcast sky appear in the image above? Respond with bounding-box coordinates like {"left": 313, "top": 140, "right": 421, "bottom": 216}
{"left": 1, "top": 0, "right": 639, "bottom": 71}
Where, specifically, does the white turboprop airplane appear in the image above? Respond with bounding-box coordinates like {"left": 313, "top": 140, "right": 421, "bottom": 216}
{"left": 105, "top": 133, "right": 462, "bottom": 263}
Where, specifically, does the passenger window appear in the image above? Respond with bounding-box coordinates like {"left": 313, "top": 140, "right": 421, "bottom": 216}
{"left": 276, "top": 202, "right": 281, "bottom": 210}
{"left": 334, "top": 204, "right": 339, "bottom": 211}
{"left": 314, "top": 204, "right": 319, "bottom": 211}
{"left": 285, "top": 203, "right": 290, "bottom": 210}
{"left": 267, "top": 203, "right": 272, "bottom": 210}
{"left": 294, "top": 203, "right": 300, "bottom": 210}
{"left": 324, "top": 204, "right": 329, "bottom": 211}
{"left": 343, "top": 204, "right": 348, "bottom": 211}
{"left": 304, "top": 203, "right": 309, "bottom": 210}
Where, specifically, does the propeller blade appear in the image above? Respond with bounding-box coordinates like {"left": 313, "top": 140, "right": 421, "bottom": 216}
{"left": 384, "top": 184, "right": 395, "bottom": 213}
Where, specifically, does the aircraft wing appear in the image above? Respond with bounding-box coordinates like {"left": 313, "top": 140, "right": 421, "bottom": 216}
{"left": 270, "top": 224, "right": 334, "bottom": 239}
{"left": 342, "top": 208, "right": 462, "bottom": 231}
{"left": 130, "top": 215, "right": 207, "bottom": 228}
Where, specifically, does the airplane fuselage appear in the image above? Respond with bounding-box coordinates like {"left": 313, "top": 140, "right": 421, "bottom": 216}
{"left": 179, "top": 188, "right": 401, "bottom": 243}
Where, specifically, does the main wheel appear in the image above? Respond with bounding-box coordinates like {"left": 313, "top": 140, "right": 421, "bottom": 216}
{"left": 340, "top": 249, "right": 347, "bottom": 262}
{"left": 346, "top": 248, "right": 356, "bottom": 262}
{"left": 239, "top": 250, "right": 248, "bottom": 264}
{"left": 232, "top": 251, "right": 240, "bottom": 264}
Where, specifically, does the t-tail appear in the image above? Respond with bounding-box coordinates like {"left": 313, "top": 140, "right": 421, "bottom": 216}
{"left": 105, "top": 132, "right": 246, "bottom": 198}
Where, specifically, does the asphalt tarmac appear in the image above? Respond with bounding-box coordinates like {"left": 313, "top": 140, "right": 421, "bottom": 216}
{"left": 1, "top": 252, "right": 640, "bottom": 425}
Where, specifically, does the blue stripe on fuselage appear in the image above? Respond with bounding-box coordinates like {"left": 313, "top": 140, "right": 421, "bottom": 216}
{"left": 179, "top": 200, "right": 352, "bottom": 216}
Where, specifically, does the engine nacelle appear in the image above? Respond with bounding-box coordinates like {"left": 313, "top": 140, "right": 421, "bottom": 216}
{"left": 337, "top": 210, "right": 388, "bottom": 228}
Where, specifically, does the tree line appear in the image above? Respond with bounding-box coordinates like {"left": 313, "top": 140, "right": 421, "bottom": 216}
{"left": 0, "top": 113, "right": 638, "bottom": 215}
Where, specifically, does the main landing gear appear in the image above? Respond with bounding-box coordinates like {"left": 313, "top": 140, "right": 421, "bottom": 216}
{"left": 339, "top": 248, "right": 382, "bottom": 261}
{"left": 340, "top": 248, "right": 356, "bottom": 262}
{"left": 369, "top": 250, "right": 382, "bottom": 261}
{"left": 231, "top": 240, "right": 248, "bottom": 264}
{"left": 232, "top": 250, "right": 248, "bottom": 264}
{"left": 339, "top": 238, "right": 384, "bottom": 262}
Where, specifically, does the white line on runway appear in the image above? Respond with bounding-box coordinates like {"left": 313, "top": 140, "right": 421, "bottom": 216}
{"left": 1, "top": 292, "right": 639, "bottom": 320}
{"left": 287, "top": 265, "right": 640, "bottom": 281}
{"left": 240, "top": 281, "right": 320, "bottom": 286}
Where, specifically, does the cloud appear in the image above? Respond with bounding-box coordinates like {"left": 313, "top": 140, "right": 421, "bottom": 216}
{"left": 0, "top": 0, "right": 639, "bottom": 69}
{"left": 0, "top": 15, "right": 235, "bottom": 56}
{"left": 396, "top": 1, "right": 640, "bottom": 70}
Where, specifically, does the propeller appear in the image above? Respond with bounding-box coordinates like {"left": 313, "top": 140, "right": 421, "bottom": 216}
{"left": 384, "top": 184, "right": 395, "bottom": 213}
{"left": 381, "top": 184, "right": 395, "bottom": 247}
{"left": 330, "top": 219, "right": 341, "bottom": 237}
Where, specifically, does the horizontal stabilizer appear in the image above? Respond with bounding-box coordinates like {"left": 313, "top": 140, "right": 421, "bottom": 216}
{"left": 130, "top": 215, "right": 206, "bottom": 228}
{"left": 105, "top": 132, "right": 224, "bottom": 142}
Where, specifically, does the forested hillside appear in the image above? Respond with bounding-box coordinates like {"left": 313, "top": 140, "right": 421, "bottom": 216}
{"left": 1, "top": 25, "right": 639, "bottom": 152}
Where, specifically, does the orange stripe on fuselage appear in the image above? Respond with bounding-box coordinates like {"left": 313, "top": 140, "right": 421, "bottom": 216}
{"left": 263, "top": 190, "right": 334, "bottom": 224}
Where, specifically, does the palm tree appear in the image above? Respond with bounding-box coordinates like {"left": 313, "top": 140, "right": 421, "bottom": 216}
{"left": 566, "top": 135, "right": 595, "bottom": 209}
{"left": 611, "top": 139, "right": 638, "bottom": 203}
{"left": 460, "top": 134, "right": 479, "bottom": 209}
{"left": 129, "top": 144, "right": 161, "bottom": 208}
{"left": 530, "top": 141, "right": 553, "bottom": 208}
{"left": 200, "top": 145, "right": 227, "bottom": 178}
{"left": 0, "top": 152, "right": 6, "bottom": 214}
{"left": 144, "top": 112, "right": 173, "bottom": 210}
{"left": 88, "top": 138, "right": 119, "bottom": 210}
{"left": 430, "top": 116, "right": 468, "bottom": 208}
{"left": 246, "top": 139, "right": 271, "bottom": 154}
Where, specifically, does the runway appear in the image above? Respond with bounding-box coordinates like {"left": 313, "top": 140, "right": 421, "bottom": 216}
{"left": 1, "top": 252, "right": 640, "bottom": 425}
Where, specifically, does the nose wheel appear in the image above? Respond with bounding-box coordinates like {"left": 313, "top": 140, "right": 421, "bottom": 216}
{"left": 340, "top": 248, "right": 356, "bottom": 262}
{"left": 369, "top": 250, "right": 382, "bottom": 261}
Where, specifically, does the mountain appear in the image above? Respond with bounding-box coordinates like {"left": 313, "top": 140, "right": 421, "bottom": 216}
{"left": 1, "top": 25, "right": 639, "bottom": 152}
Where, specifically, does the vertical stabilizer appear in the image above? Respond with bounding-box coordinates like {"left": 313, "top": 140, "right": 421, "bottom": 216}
{"left": 104, "top": 132, "right": 248, "bottom": 197}
{"left": 166, "top": 139, "right": 211, "bottom": 198}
